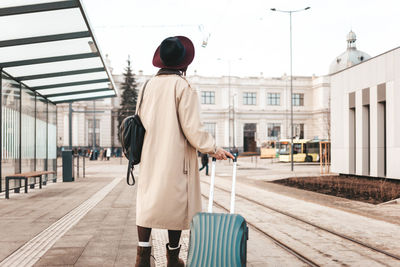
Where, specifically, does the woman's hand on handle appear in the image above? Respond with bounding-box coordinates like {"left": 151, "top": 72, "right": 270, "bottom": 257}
{"left": 210, "top": 148, "right": 235, "bottom": 160}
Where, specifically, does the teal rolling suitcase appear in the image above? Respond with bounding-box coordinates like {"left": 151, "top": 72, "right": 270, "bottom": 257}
{"left": 187, "top": 157, "right": 248, "bottom": 267}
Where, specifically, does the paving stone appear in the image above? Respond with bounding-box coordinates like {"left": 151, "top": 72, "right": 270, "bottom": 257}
{"left": 34, "top": 247, "right": 84, "bottom": 266}
{"left": 74, "top": 256, "right": 116, "bottom": 267}
{"left": 52, "top": 234, "right": 92, "bottom": 248}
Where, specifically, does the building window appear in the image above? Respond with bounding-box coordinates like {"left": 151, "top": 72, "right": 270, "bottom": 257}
{"left": 267, "top": 93, "right": 280, "bottom": 106}
{"left": 243, "top": 92, "right": 256, "bottom": 105}
{"left": 201, "top": 91, "right": 215, "bottom": 104}
{"left": 204, "top": 122, "right": 216, "bottom": 138}
{"left": 267, "top": 123, "right": 281, "bottom": 139}
{"left": 293, "top": 123, "right": 304, "bottom": 139}
{"left": 292, "top": 93, "right": 304, "bottom": 106}
{"left": 88, "top": 119, "right": 100, "bottom": 147}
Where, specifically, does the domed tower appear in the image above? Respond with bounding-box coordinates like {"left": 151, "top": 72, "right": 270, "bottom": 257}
{"left": 329, "top": 31, "right": 371, "bottom": 74}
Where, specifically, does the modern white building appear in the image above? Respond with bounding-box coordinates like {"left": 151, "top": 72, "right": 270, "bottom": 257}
{"left": 330, "top": 46, "right": 400, "bottom": 179}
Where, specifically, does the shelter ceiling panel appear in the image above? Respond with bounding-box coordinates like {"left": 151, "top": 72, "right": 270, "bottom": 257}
{"left": 4, "top": 57, "right": 104, "bottom": 77}
{"left": 0, "top": 9, "right": 86, "bottom": 41}
{"left": 0, "top": 0, "right": 117, "bottom": 103}
{"left": 0, "top": 0, "right": 67, "bottom": 8}
{"left": 0, "top": 38, "right": 93, "bottom": 62}
{"left": 48, "top": 90, "right": 115, "bottom": 102}
{"left": 24, "top": 72, "right": 108, "bottom": 87}
{"left": 36, "top": 82, "right": 110, "bottom": 95}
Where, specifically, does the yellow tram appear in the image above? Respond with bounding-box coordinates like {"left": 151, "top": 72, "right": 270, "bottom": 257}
{"left": 277, "top": 139, "right": 321, "bottom": 162}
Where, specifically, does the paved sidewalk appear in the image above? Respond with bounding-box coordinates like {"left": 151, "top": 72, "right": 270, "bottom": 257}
{"left": 0, "top": 158, "right": 305, "bottom": 266}
{"left": 34, "top": 176, "right": 137, "bottom": 266}
{"left": 0, "top": 159, "right": 138, "bottom": 266}
{"left": 5, "top": 157, "right": 396, "bottom": 266}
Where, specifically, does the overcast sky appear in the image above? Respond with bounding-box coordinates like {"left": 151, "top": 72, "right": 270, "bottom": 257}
{"left": 82, "top": 0, "right": 400, "bottom": 78}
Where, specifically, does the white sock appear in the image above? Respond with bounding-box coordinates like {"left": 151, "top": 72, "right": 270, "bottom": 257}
{"left": 168, "top": 244, "right": 180, "bottom": 250}
{"left": 138, "top": 241, "right": 151, "bottom": 247}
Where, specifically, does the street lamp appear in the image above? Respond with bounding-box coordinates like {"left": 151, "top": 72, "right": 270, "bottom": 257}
{"left": 217, "top": 58, "right": 242, "bottom": 150}
{"left": 270, "top": 6, "right": 310, "bottom": 171}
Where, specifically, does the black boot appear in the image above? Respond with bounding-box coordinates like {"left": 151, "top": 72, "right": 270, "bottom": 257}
{"left": 135, "top": 246, "right": 151, "bottom": 267}
{"left": 166, "top": 244, "right": 184, "bottom": 267}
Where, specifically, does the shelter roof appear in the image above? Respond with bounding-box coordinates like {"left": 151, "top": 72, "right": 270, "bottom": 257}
{"left": 0, "top": 0, "right": 117, "bottom": 103}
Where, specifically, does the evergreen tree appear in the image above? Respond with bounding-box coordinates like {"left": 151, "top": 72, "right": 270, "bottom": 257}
{"left": 118, "top": 57, "right": 138, "bottom": 127}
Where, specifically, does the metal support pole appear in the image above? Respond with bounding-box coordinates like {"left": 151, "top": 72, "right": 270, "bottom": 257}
{"left": 45, "top": 101, "right": 48, "bottom": 185}
{"left": 232, "top": 89, "right": 236, "bottom": 148}
{"left": 0, "top": 72, "right": 2, "bottom": 193}
{"left": 93, "top": 100, "right": 96, "bottom": 151}
{"left": 270, "top": 7, "right": 310, "bottom": 172}
{"left": 69, "top": 102, "right": 72, "bottom": 150}
{"left": 228, "top": 67, "right": 231, "bottom": 150}
{"left": 77, "top": 154, "right": 79, "bottom": 178}
{"left": 83, "top": 155, "right": 85, "bottom": 178}
{"left": 290, "top": 12, "right": 294, "bottom": 172}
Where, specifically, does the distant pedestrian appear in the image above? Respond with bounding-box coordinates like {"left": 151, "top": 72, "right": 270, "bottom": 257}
{"left": 199, "top": 153, "right": 209, "bottom": 175}
{"left": 134, "top": 36, "right": 234, "bottom": 267}
{"left": 106, "top": 148, "right": 111, "bottom": 160}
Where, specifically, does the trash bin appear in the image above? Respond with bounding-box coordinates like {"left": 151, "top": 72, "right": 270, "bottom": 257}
{"left": 62, "top": 150, "right": 75, "bottom": 182}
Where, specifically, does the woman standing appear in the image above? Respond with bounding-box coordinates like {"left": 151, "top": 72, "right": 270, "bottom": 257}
{"left": 135, "top": 36, "right": 233, "bottom": 267}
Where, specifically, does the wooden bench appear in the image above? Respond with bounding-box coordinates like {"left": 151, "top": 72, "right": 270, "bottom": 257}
{"left": 5, "top": 171, "right": 56, "bottom": 199}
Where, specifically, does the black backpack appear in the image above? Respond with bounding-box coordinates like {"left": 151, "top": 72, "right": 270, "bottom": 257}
{"left": 119, "top": 80, "right": 148, "bottom": 186}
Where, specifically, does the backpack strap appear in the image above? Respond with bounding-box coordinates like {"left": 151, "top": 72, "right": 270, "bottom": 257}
{"left": 127, "top": 127, "right": 135, "bottom": 186}
{"left": 136, "top": 79, "right": 150, "bottom": 116}
{"left": 127, "top": 80, "right": 149, "bottom": 186}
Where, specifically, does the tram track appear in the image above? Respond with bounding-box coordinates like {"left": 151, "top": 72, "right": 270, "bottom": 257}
{"left": 201, "top": 180, "right": 400, "bottom": 266}
{"left": 201, "top": 192, "right": 320, "bottom": 267}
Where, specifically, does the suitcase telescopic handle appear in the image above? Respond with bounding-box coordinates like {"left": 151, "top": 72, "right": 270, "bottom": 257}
{"left": 230, "top": 156, "right": 237, "bottom": 214}
{"left": 207, "top": 156, "right": 237, "bottom": 214}
{"left": 207, "top": 158, "right": 217, "bottom": 213}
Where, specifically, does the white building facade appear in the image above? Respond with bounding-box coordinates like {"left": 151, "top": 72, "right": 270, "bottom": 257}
{"left": 56, "top": 72, "right": 330, "bottom": 153}
{"left": 184, "top": 74, "right": 330, "bottom": 152}
{"left": 330, "top": 46, "right": 400, "bottom": 179}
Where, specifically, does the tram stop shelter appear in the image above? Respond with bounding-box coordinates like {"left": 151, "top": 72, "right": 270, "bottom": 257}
{"left": 0, "top": 0, "right": 117, "bottom": 194}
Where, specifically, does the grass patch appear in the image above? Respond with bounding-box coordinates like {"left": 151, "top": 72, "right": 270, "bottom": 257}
{"left": 273, "top": 175, "right": 400, "bottom": 204}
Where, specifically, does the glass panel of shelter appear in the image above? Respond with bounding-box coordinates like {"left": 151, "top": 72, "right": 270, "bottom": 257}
{"left": 1, "top": 73, "right": 21, "bottom": 191}
{"left": 48, "top": 103, "right": 57, "bottom": 181}
{"left": 36, "top": 95, "right": 47, "bottom": 178}
{"left": 21, "top": 85, "right": 35, "bottom": 176}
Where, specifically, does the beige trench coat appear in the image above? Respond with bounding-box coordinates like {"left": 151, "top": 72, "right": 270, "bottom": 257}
{"left": 136, "top": 73, "right": 217, "bottom": 230}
